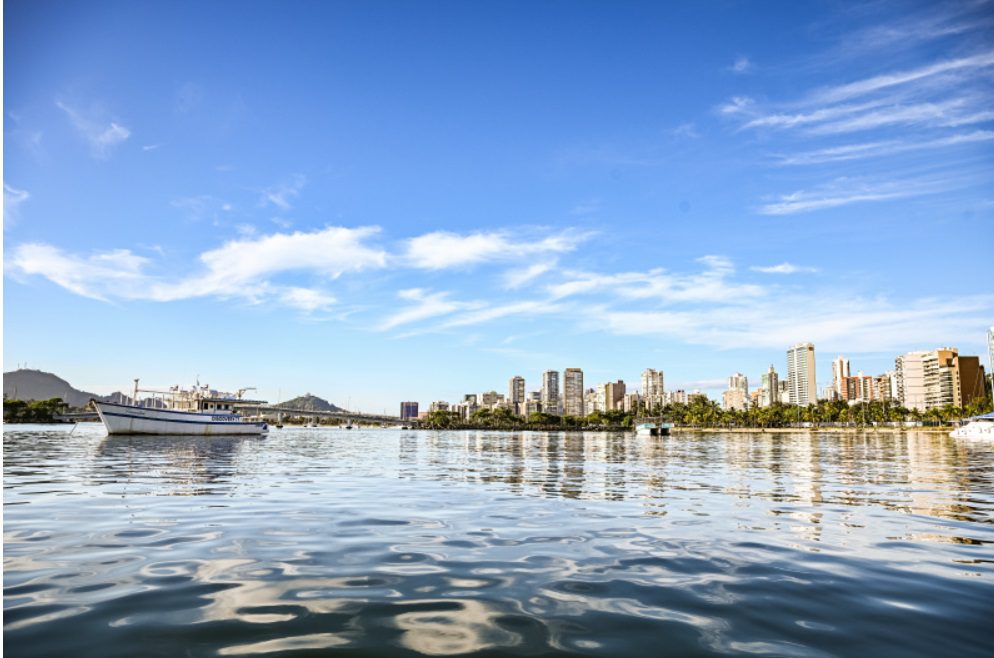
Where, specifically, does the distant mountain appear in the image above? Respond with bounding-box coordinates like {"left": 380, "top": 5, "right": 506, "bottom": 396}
{"left": 278, "top": 393, "right": 344, "bottom": 412}
{"left": 2, "top": 369, "right": 123, "bottom": 408}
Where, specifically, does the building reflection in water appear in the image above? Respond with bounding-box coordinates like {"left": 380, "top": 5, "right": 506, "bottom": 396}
{"left": 93, "top": 435, "right": 261, "bottom": 496}
{"left": 396, "top": 430, "right": 991, "bottom": 528}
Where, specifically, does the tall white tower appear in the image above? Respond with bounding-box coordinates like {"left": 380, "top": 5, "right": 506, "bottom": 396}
{"left": 787, "top": 343, "right": 817, "bottom": 406}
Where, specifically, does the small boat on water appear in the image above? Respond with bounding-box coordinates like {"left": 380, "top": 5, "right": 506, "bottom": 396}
{"left": 950, "top": 413, "right": 994, "bottom": 441}
{"left": 92, "top": 379, "right": 268, "bottom": 436}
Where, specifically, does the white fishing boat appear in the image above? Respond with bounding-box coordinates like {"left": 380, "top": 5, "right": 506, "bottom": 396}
{"left": 950, "top": 413, "right": 994, "bottom": 441}
{"left": 92, "top": 379, "right": 268, "bottom": 436}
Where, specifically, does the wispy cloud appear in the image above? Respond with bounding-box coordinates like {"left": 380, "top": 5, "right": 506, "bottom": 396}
{"left": 171, "top": 195, "right": 233, "bottom": 224}
{"left": 672, "top": 122, "right": 700, "bottom": 139}
{"left": 440, "top": 300, "right": 563, "bottom": 328}
{"left": 502, "top": 262, "right": 556, "bottom": 289}
{"left": 405, "top": 229, "right": 591, "bottom": 270}
{"left": 729, "top": 55, "right": 753, "bottom": 74}
{"left": 757, "top": 176, "right": 947, "bottom": 215}
{"left": 56, "top": 101, "right": 131, "bottom": 158}
{"left": 4, "top": 182, "right": 30, "bottom": 229}
{"left": 546, "top": 255, "right": 763, "bottom": 304}
{"left": 777, "top": 130, "right": 994, "bottom": 165}
{"left": 718, "top": 96, "right": 754, "bottom": 115}
{"left": 595, "top": 293, "right": 994, "bottom": 353}
{"left": 379, "top": 288, "right": 478, "bottom": 330}
{"left": 260, "top": 174, "right": 306, "bottom": 210}
{"left": 750, "top": 262, "right": 818, "bottom": 274}
{"left": 810, "top": 51, "right": 994, "bottom": 105}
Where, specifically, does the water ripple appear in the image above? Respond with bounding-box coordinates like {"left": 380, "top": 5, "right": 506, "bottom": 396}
{"left": 4, "top": 425, "right": 994, "bottom": 657}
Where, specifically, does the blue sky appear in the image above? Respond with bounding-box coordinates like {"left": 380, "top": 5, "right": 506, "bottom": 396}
{"left": 4, "top": 0, "right": 993, "bottom": 411}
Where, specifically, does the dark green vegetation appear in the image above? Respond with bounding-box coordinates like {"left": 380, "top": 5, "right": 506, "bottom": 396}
{"left": 277, "top": 393, "right": 344, "bottom": 413}
{"left": 3, "top": 397, "right": 69, "bottom": 423}
{"left": 421, "top": 407, "right": 635, "bottom": 431}
{"left": 420, "top": 396, "right": 994, "bottom": 430}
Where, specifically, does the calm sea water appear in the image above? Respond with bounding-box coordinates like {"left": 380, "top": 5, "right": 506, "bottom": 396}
{"left": 4, "top": 425, "right": 993, "bottom": 658}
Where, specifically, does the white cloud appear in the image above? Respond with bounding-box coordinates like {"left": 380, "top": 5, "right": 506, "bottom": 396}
{"left": 730, "top": 56, "right": 753, "bottom": 74}
{"left": 777, "top": 130, "right": 994, "bottom": 165}
{"left": 441, "top": 300, "right": 563, "bottom": 328}
{"left": 672, "top": 122, "right": 699, "bottom": 138}
{"left": 280, "top": 287, "right": 337, "bottom": 312}
{"left": 502, "top": 262, "right": 555, "bottom": 289}
{"left": 750, "top": 262, "right": 818, "bottom": 274}
{"left": 718, "top": 96, "right": 754, "bottom": 115}
{"left": 56, "top": 101, "right": 131, "bottom": 158}
{"left": 811, "top": 51, "right": 994, "bottom": 104}
{"left": 6, "top": 226, "right": 387, "bottom": 311}
{"left": 171, "top": 195, "right": 232, "bottom": 224}
{"left": 546, "top": 255, "right": 762, "bottom": 304}
{"left": 405, "top": 229, "right": 590, "bottom": 270}
{"left": 757, "top": 177, "right": 949, "bottom": 215}
{"left": 595, "top": 294, "right": 994, "bottom": 353}
{"left": 4, "top": 182, "right": 30, "bottom": 228}
{"left": 808, "top": 98, "right": 973, "bottom": 135}
{"left": 379, "top": 289, "right": 478, "bottom": 330}
{"left": 260, "top": 174, "right": 306, "bottom": 210}
{"left": 189, "top": 226, "right": 387, "bottom": 293}
{"left": 6, "top": 244, "right": 150, "bottom": 301}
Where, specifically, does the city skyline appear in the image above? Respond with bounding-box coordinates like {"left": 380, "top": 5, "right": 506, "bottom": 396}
{"left": 406, "top": 337, "right": 989, "bottom": 420}
{"left": 4, "top": 1, "right": 993, "bottom": 411}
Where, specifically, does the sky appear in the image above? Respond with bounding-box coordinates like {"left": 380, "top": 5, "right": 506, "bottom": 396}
{"left": 4, "top": 0, "right": 994, "bottom": 412}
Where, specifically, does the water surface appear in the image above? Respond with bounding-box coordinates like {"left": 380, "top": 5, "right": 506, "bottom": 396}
{"left": 5, "top": 425, "right": 993, "bottom": 657}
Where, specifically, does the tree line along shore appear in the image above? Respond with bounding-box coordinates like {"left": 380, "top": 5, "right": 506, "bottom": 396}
{"left": 4, "top": 395, "right": 990, "bottom": 430}
{"left": 418, "top": 396, "right": 992, "bottom": 431}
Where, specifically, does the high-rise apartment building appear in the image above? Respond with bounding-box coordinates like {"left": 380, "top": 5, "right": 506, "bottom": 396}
{"left": 640, "top": 368, "right": 665, "bottom": 411}
{"left": 923, "top": 348, "right": 958, "bottom": 409}
{"left": 760, "top": 365, "right": 779, "bottom": 407}
{"left": 874, "top": 372, "right": 897, "bottom": 401}
{"left": 722, "top": 373, "right": 749, "bottom": 411}
{"left": 896, "top": 351, "right": 929, "bottom": 411}
{"left": 988, "top": 326, "right": 994, "bottom": 374}
{"left": 603, "top": 380, "right": 626, "bottom": 411}
{"left": 831, "top": 356, "right": 850, "bottom": 401}
{"left": 508, "top": 376, "right": 525, "bottom": 415}
{"left": 400, "top": 401, "right": 419, "bottom": 420}
{"left": 842, "top": 372, "right": 875, "bottom": 403}
{"left": 584, "top": 388, "right": 601, "bottom": 414}
{"left": 541, "top": 370, "right": 561, "bottom": 415}
{"left": 787, "top": 342, "right": 817, "bottom": 406}
{"left": 897, "top": 348, "right": 987, "bottom": 411}
{"left": 525, "top": 391, "right": 542, "bottom": 416}
{"left": 563, "top": 368, "right": 585, "bottom": 417}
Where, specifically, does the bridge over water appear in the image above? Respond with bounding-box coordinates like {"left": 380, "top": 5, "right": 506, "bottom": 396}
{"left": 243, "top": 405, "right": 403, "bottom": 425}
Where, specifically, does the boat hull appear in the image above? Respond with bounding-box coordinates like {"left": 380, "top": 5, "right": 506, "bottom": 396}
{"left": 93, "top": 401, "right": 268, "bottom": 436}
{"left": 950, "top": 421, "right": 994, "bottom": 440}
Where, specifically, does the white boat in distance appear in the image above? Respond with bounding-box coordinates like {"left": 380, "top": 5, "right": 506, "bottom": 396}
{"left": 950, "top": 413, "right": 994, "bottom": 441}
{"left": 93, "top": 380, "right": 268, "bottom": 436}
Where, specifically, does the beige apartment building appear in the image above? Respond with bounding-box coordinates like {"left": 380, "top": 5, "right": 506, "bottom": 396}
{"left": 563, "top": 368, "right": 585, "bottom": 417}
{"left": 897, "top": 348, "right": 987, "bottom": 411}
